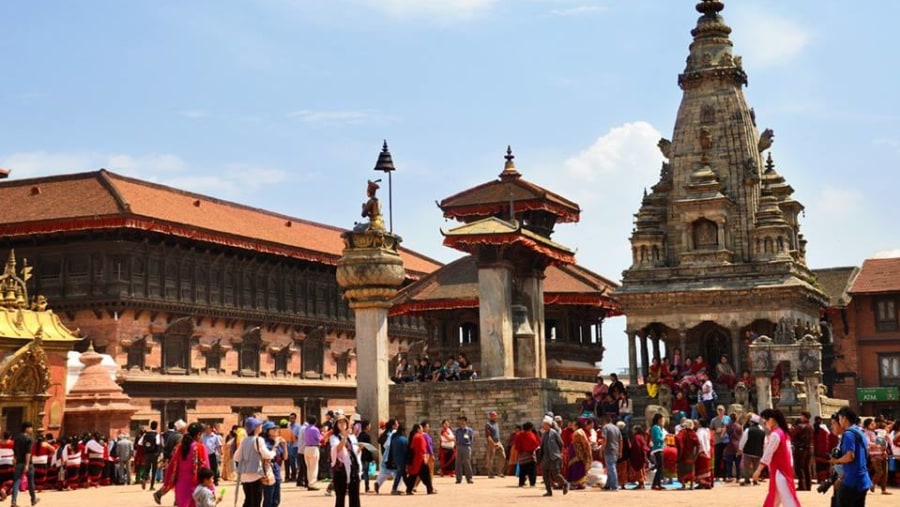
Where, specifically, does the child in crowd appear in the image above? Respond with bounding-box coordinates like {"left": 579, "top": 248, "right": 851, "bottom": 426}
{"left": 192, "top": 468, "right": 222, "bottom": 507}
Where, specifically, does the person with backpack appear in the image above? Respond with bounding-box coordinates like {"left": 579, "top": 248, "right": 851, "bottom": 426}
{"left": 139, "top": 421, "right": 162, "bottom": 491}
{"left": 830, "top": 407, "right": 873, "bottom": 507}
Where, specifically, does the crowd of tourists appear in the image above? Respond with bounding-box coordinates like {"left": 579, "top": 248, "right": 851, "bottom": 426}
{"left": 2, "top": 400, "right": 897, "bottom": 507}
{"left": 391, "top": 352, "right": 476, "bottom": 383}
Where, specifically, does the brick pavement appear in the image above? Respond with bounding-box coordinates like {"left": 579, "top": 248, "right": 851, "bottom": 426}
{"left": 30, "top": 476, "right": 898, "bottom": 507}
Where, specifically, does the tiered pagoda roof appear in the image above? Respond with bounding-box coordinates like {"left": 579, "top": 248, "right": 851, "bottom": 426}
{"left": 390, "top": 255, "right": 622, "bottom": 316}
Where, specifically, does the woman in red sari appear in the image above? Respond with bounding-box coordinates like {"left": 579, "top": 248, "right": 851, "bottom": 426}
{"left": 629, "top": 425, "right": 649, "bottom": 489}
{"left": 438, "top": 419, "right": 456, "bottom": 477}
{"left": 694, "top": 419, "right": 714, "bottom": 489}
{"left": 675, "top": 420, "right": 699, "bottom": 489}
{"left": 753, "top": 409, "right": 801, "bottom": 507}
{"left": 564, "top": 420, "right": 592, "bottom": 489}
{"left": 163, "top": 423, "right": 209, "bottom": 507}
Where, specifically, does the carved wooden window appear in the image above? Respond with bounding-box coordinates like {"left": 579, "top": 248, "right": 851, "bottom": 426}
{"left": 224, "top": 270, "right": 235, "bottom": 306}
{"left": 875, "top": 298, "right": 898, "bottom": 332}
{"left": 692, "top": 218, "right": 718, "bottom": 250}
{"left": 239, "top": 329, "right": 261, "bottom": 377}
{"left": 459, "top": 322, "right": 478, "bottom": 344}
{"left": 205, "top": 342, "right": 223, "bottom": 373}
{"left": 546, "top": 319, "right": 558, "bottom": 342}
{"left": 335, "top": 351, "right": 350, "bottom": 378}
{"left": 302, "top": 335, "right": 324, "bottom": 378}
{"left": 126, "top": 337, "right": 147, "bottom": 370}
{"left": 165, "top": 259, "right": 178, "bottom": 299}
{"left": 162, "top": 318, "right": 193, "bottom": 375}
{"left": 273, "top": 349, "right": 290, "bottom": 377}
{"left": 878, "top": 354, "right": 900, "bottom": 388}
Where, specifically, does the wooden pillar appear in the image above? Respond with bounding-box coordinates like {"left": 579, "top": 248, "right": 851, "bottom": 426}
{"left": 651, "top": 335, "right": 661, "bottom": 362}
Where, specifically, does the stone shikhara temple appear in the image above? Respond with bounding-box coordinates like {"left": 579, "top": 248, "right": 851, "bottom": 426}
{"left": 615, "top": 0, "right": 827, "bottom": 389}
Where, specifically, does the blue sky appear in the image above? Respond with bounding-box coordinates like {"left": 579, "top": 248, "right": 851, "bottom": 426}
{"left": 2, "top": 0, "right": 898, "bottom": 373}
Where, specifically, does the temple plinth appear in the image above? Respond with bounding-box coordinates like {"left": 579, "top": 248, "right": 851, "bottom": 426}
{"left": 336, "top": 145, "right": 406, "bottom": 425}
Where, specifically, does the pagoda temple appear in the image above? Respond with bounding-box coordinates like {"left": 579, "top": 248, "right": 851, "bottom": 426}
{"left": 615, "top": 0, "right": 827, "bottom": 384}
{"left": 390, "top": 147, "right": 619, "bottom": 379}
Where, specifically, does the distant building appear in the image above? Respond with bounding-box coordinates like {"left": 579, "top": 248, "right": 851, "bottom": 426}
{"left": 840, "top": 257, "right": 900, "bottom": 417}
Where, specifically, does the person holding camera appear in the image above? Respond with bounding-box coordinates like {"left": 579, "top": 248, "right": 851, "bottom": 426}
{"left": 829, "top": 407, "right": 873, "bottom": 507}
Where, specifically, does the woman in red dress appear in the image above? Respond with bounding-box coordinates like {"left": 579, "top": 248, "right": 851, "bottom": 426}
{"left": 438, "top": 420, "right": 456, "bottom": 477}
{"left": 405, "top": 424, "right": 435, "bottom": 495}
{"left": 753, "top": 409, "right": 801, "bottom": 507}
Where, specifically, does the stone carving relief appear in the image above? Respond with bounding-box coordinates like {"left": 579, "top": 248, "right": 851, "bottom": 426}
{"left": 752, "top": 350, "right": 772, "bottom": 372}
{"left": 700, "top": 104, "right": 715, "bottom": 125}
{"left": 773, "top": 316, "right": 794, "bottom": 344}
{"left": 657, "top": 138, "right": 673, "bottom": 159}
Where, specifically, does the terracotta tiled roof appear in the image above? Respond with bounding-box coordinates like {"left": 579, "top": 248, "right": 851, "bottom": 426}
{"left": 811, "top": 267, "right": 859, "bottom": 307}
{"left": 439, "top": 176, "right": 581, "bottom": 223}
{"left": 850, "top": 257, "right": 900, "bottom": 295}
{"left": 0, "top": 170, "right": 441, "bottom": 278}
{"left": 390, "top": 255, "right": 622, "bottom": 316}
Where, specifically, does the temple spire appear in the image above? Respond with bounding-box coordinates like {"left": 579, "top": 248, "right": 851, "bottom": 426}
{"left": 696, "top": 0, "right": 724, "bottom": 16}
{"left": 499, "top": 145, "right": 521, "bottom": 179}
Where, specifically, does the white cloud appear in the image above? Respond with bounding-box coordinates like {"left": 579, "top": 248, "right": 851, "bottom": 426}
{"left": 550, "top": 5, "right": 604, "bottom": 16}
{"left": 287, "top": 109, "right": 371, "bottom": 125}
{"left": 873, "top": 249, "right": 900, "bottom": 259}
{"left": 355, "top": 0, "right": 497, "bottom": 20}
{"left": 178, "top": 109, "right": 209, "bottom": 119}
{"left": 524, "top": 121, "right": 663, "bottom": 372}
{"left": 729, "top": 7, "right": 813, "bottom": 68}
{"left": 0, "top": 150, "right": 289, "bottom": 198}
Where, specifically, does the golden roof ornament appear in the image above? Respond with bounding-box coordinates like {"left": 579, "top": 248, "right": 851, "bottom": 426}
{"left": 499, "top": 145, "right": 521, "bottom": 179}
{"left": 0, "top": 250, "right": 31, "bottom": 309}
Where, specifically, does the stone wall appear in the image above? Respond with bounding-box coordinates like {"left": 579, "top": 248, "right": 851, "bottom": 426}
{"left": 390, "top": 378, "right": 594, "bottom": 474}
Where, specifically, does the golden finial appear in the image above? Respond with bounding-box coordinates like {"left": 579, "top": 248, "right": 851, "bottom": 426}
{"left": 499, "top": 145, "right": 521, "bottom": 179}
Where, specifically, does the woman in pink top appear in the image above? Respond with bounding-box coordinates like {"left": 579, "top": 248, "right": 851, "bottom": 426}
{"left": 753, "top": 409, "right": 801, "bottom": 507}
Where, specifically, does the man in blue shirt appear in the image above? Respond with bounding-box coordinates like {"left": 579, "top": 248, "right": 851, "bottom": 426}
{"left": 453, "top": 416, "right": 475, "bottom": 484}
{"left": 830, "top": 407, "right": 872, "bottom": 507}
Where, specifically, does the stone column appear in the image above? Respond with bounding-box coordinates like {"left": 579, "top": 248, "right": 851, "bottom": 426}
{"left": 755, "top": 376, "right": 772, "bottom": 413}
{"left": 627, "top": 330, "right": 638, "bottom": 384}
{"left": 804, "top": 373, "right": 822, "bottom": 420}
{"left": 639, "top": 332, "right": 649, "bottom": 379}
{"left": 478, "top": 263, "right": 514, "bottom": 378}
{"left": 521, "top": 273, "right": 546, "bottom": 378}
{"left": 730, "top": 327, "right": 743, "bottom": 374}
{"left": 679, "top": 329, "right": 687, "bottom": 357}
{"left": 336, "top": 229, "right": 405, "bottom": 427}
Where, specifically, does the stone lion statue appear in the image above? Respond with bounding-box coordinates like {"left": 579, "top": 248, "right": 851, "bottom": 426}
{"left": 734, "top": 381, "right": 750, "bottom": 409}
{"left": 657, "top": 382, "right": 673, "bottom": 411}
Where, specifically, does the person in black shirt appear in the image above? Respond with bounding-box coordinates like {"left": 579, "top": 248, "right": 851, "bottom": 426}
{"left": 12, "top": 421, "right": 39, "bottom": 506}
